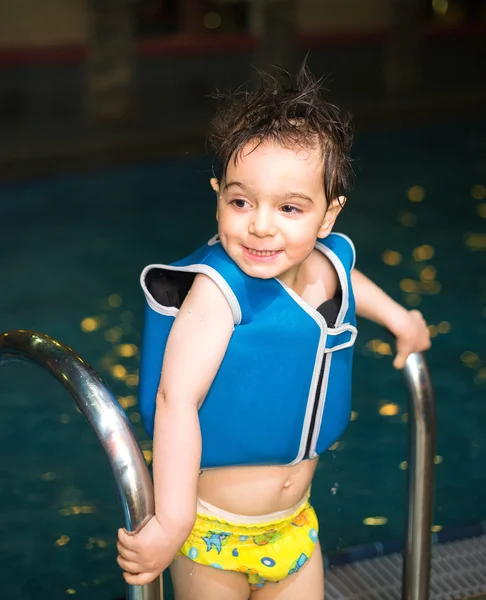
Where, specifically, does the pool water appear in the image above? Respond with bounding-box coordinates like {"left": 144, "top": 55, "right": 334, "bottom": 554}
{"left": 1, "top": 119, "right": 485, "bottom": 599}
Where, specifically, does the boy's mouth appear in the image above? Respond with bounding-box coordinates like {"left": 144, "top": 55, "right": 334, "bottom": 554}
{"left": 243, "top": 246, "right": 282, "bottom": 260}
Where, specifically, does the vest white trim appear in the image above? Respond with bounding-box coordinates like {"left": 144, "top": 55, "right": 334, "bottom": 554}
{"left": 138, "top": 232, "right": 357, "bottom": 468}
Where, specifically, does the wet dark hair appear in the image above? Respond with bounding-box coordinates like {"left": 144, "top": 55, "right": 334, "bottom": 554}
{"left": 207, "top": 62, "right": 354, "bottom": 207}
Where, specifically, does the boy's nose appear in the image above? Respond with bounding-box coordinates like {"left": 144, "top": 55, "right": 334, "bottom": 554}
{"left": 249, "top": 208, "right": 276, "bottom": 237}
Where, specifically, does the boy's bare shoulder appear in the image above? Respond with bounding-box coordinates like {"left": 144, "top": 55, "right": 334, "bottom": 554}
{"left": 183, "top": 272, "right": 232, "bottom": 315}
{"left": 302, "top": 249, "right": 339, "bottom": 305}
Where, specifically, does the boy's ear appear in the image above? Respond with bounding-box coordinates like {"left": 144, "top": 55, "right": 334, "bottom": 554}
{"left": 211, "top": 178, "right": 220, "bottom": 220}
{"left": 318, "top": 196, "right": 345, "bottom": 238}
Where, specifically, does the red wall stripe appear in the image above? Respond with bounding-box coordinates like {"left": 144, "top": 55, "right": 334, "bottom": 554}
{"left": 0, "top": 25, "right": 483, "bottom": 67}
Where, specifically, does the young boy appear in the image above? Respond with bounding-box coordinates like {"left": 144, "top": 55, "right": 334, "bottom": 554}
{"left": 116, "top": 65, "right": 430, "bottom": 600}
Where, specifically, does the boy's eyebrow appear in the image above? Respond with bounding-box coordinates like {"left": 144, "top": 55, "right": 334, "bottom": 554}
{"left": 224, "top": 181, "right": 248, "bottom": 191}
{"left": 224, "top": 181, "right": 313, "bottom": 203}
{"left": 277, "top": 191, "right": 313, "bottom": 203}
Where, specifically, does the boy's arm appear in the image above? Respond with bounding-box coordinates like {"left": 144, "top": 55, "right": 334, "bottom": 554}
{"left": 351, "top": 268, "right": 431, "bottom": 369}
{"left": 117, "top": 273, "right": 234, "bottom": 585}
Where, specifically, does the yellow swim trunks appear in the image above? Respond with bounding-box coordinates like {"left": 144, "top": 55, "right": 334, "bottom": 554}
{"left": 178, "top": 492, "right": 319, "bottom": 590}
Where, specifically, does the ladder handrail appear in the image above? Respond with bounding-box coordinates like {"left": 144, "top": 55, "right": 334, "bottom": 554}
{"left": 1, "top": 330, "right": 435, "bottom": 600}
{"left": 0, "top": 330, "right": 162, "bottom": 600}
{"left": 402, "top": 352, "right": 436, "bottom": 600}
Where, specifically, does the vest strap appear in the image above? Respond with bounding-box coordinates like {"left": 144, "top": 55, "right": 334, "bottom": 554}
{"left": 324, "top": 324, "right": 358, "bottom": 352}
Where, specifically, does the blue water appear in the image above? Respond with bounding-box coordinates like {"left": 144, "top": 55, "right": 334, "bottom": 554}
{"left": 1, "top": 120, "right": 485, "bottom": 599}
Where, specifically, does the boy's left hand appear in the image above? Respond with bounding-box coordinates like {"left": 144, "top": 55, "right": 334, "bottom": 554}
{"left": 388, "top": 309, "right": 431, "bottom": 369}
{"left": 117, "top": 515, "right": 180, "bottom": 586}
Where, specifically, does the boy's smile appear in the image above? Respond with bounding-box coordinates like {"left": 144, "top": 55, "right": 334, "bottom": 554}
{"left": 213, "top": 139, "right": 342, "bottom": 288}
{"left": 243, "top": 247, "right": 283, "bottom": 260}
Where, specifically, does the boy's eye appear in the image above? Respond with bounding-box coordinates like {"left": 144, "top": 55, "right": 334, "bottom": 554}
{"left": 281, "top": 205, "right": 302, "bottom": 214}
{"left": 231, "top": 199, "right": 249, "bottom": 208}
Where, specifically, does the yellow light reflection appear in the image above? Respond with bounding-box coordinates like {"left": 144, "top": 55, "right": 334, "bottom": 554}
{"left": 407, "top": 185, "right": 425, "bottom": 203}
{"left": 437, "top": 321, "right": 451, "bottom": 334}
{"left": 363, "top": 516, "right": 388, "bottom": 526}
{"left": 66, "top": 590, "right": 76, "bottom": 595}
{"left": 434, "top": 455, "right": 443, "bottom": 464}
{"left": 461, "top": 351, "right": 481, "bottom": 369}
{"left": 367, "top": 340, "right": 392, "bottom": 355}
{"left": 81, "top": 317, "right": 100, "bottom": 333}
{"left": 382, "top": 250, "right": 402, "bottom": 266}
{"left": 115, "top": 343, "right": 138, "bottom": 357}
{"left": 398, "top": 211, "right": 417, "bottom": 227}
{"left": 413, "top": 245, "right": 435, "bottom": 261}
{"left": 125, "top": 374, "right": 139, "bottom": 387}
{"left": 118, "top": 395, "right": 137, "bottom": 409}
{"left": 406, "top": 293, "right": 421, "bottom": 307}
{"left": 399, "top": 461, "right": 408, "bottom": 470}
{"left": 428, "top": 325, "right": 438, "bottom": 338}
{"left": 129, "top": 412, "right": 141, "bottom": 423}
{"left": 59, "top": 506, "right": 95, "bottom": 516}
{"left": 108, "top": 294, "right": 122, "bottom": 308}
{"left": 100, "top": 353, "right": 114, "bottom": 372}
{"left": 104, "top": 327, "right": 123, "bottom": 343}
{"left": 408, "top": 186, "right": 425, "bottom": 203}
{"left": 475, "top": 368, "right": 486, "bottom": 384}
{"left": 420, "top": 266, "right": 436, "bottom": 281}
{"left": 379, "top": 403, "right": 400, "bottom": 416}
{"left": 55, "top": 535, "right": 70, "bottom": 546}
{"left": 471, "top": 184, "right": 486, "bottom": 200}
{"left": 143, "top": 449, "right": 153, "bottom": 464}
{"left": 478, "top": 204, "right": 486, "bottom": 218}
{"left": 400, "top": 279, "right": 420, "bottom": 293}
{"left": 431, "top": 525, "right": 443, "bottom": 532}
{"left": 376, "top": 342, "right": 392, "bottom": 355}
{"left": 465, "top": 233, "right": 486, "bottom": 250}
{"left": 329, "top": 442, "right": 340, "bottom": 451}
{"left": 432, "top": 0, "right": 448, "bottom": 15}
{"left": 350, "top": 410, "right": 358, "bottom": 421}
{"left": 204, "top": 12, "right": 222, "bottom": 28}
{"left": 421, "top": 281, "right": 442, "bottom": 294}
{"left": 111, "top": 364, "right": 127, "bottom": 379}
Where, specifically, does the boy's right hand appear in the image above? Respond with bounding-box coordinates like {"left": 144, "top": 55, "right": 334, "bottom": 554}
{"left": 117, "top": 515, "right": 185, "bottom": 586}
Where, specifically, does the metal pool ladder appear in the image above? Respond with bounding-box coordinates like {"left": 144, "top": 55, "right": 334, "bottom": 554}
{"left": 0, "top": 330, "right": 436, "bottom": 600}
{"left": 0, "top": 330, "right": 162, "bottom": 600}
{"left": 402, "top": 352, "right": 436, "bottom": 600}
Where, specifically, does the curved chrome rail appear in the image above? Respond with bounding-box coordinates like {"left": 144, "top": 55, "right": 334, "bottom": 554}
{"left": 0, "top": 331, "right": 436, "bottom": 600}
{"left": 0, "top": 330, "right": 162, "bottom": 600}
{"left": 402, "top": 353, "right": 436, "bottom": 600}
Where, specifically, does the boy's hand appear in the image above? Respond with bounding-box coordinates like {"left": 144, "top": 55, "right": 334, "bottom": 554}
{"left": 117, "top": 515, "right": 183, "bottom": 586}
{"left": 389, "top": 309, "right": 431, "bottom": 369}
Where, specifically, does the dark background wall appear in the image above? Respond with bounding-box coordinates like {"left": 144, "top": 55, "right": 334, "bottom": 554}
{"left": 0, "top": 0, "right": 485, "bottom": 178}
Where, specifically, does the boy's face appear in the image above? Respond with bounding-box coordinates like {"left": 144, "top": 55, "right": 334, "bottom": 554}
{"left": 212, "top": 140, "right": 342, "bottom": 285}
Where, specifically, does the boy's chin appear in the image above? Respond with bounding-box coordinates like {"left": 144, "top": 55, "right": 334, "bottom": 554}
{"left": 239, "top": 264, "right": 281, "bottom": 280}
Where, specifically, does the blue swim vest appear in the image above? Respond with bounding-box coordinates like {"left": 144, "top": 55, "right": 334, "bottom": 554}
{"left": 138, "top": 232, "right": 357, "bottom": 469}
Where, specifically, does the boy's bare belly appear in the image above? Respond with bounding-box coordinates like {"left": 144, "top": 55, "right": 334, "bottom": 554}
{"left": 197, "top": 457, "right": 319, "bottom": 516}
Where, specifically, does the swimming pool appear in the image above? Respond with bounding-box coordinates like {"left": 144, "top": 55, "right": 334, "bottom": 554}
{"left": 1, "top": 119, "right": 485, "bottom": 599}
